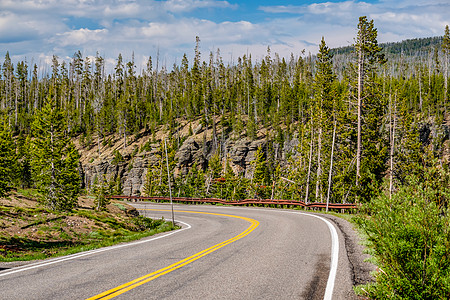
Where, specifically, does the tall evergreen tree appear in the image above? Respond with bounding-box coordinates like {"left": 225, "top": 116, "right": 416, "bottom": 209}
{"left": 146, "top": 140, "right": 177, "bottom": 197}
{"left": 353, "top": 16, "right": 386, "bottom": 202}
{"left": 16, "top": 131, "right": 32, "bottom": 188}
{"left": 313, "top": 37, "right": 336, "bottom": 202}
{"left": 92, "top": 175, "right": 110, "bottom": 211}
{"left": 31, "top": 94, "right": 81, "bottom": 210}
{"left": 0, "top": 118, "right": 16, "bottom": 196}
{"left": 251, "top": 146, "right": 270, "bottom": 199}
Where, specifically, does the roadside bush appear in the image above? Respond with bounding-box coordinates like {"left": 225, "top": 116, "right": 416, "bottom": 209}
{"left": 92, "top": 176, "right": 110, "bottom": 211}
{"left": 132, "top": 215, "right": 165, "bottom": 231}
{"left": 355, "top": 169, "right": 450, "bottom": 299}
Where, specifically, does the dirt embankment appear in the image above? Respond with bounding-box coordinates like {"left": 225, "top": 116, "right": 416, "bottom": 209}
{"left": 0, "top": 192, "right": 141, "bottom": 265}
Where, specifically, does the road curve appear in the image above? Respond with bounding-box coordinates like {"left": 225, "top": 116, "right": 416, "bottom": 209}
{"left": 0, "top": 204, "right": 358, "bottom": 299}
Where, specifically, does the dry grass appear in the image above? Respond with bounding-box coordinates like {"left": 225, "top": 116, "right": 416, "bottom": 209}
{"left": 0, "top": 191, "right": 173, "bottom": 262}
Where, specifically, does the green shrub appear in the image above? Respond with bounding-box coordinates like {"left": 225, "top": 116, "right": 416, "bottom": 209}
{"left": 140, "top": 141, "right": 152, "bottom": 153}
{"left": 132, "top": 215, "right": 165, "bottom": 231}
{"left": 111, "top": 150, "right": 124, "bottom": 165}
{"left": 131, "top": 146, "right": 139, "bottom": 158}
{"left": 355, "top": 169, "right": 450, "bottom": 299}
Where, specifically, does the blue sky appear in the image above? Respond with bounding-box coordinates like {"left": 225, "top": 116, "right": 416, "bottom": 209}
{"left": 0, "top": 0, "right": 449, "bottom": 72}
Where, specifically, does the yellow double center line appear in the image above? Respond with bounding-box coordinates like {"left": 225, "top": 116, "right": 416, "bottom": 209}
{"left": 86, "top": 209, "right": 259, "bottom": 300}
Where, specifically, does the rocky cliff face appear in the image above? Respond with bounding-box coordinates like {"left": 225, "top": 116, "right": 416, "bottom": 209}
{"left": 77, "top": 122, "right": 299, "bottom": 196}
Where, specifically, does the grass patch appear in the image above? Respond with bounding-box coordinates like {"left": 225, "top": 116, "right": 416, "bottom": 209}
{"left": 15, "top": 188, "right": 42, "bottom": 199}
{"left": 0, "top": 218, "right": 177, "bottom": 262}
{"left": 113, "top": 203, "right": 127, "bottom": 211}
{"left": 0, "top": 190, "right": 179, "bottom": 262}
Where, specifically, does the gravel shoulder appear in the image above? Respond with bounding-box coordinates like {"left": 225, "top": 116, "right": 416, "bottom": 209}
{"left": 321, "top": 213, "right": 375, "bottom": 298}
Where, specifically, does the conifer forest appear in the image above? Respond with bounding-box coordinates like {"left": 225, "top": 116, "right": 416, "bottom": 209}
{"left": 1, "top": 17, "right": 448, "bottom": 206}
{"left": 1, "top": 16, "right": 450, "bottom": 299}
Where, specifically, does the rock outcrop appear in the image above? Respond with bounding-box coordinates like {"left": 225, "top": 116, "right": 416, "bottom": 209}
{"left": 78, "top": 128, "right": 299, "bottom": 196}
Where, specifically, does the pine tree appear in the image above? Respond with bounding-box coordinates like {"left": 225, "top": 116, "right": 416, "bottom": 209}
{"left": 205, "top": 151, "right": 222, "bottom": 196}
{"left": 313, "top": 37, "right": 336, "bottom": 202}
{"left": 16, "top": 132, "right": 32, "bottom": 188}
{"left": 395, "top": 93, "right": 425, "bottom": 185}
{"left": 251, "top": 146, "right": 270, "bottom": 199}
{"left": 148, "top": 140, "right": 177, "bottom": 197}
{"left": 0, "top": 118, "right": 17, "bottom": 196}
{"left": 181, "top": 162, "right": 205, "bottom": 198}
{"left": 222, "top": 157, "right": 236, "bottom": 200}
{"left": 142, "top": 162, "right": 157, "bottom": 197}
{"left": 31, "top": 94, "right": 81, "bottom": 210}
{"left": 92, "top": 175, "right": 110, "bottom": 211}
{"left": 2, "top": 52, "right": 14, "bottom": 123}
{"left": 443, "top": 25, "right": 450, "bottom": 108}
{"left": 353, "top": 16, "right": 386, "bottom": 202}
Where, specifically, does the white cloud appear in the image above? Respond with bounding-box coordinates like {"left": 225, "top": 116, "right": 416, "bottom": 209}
{"left": 163, "top": 0, "right": 236, "bottom": 13}
{"left": 0, "top": 0, "right": 449, "bottom": 72}
{"left": 0, "top": 0, "right": 235, "bottom": 20}
{"left": 260, "top": 1, "right": 450, "bottom": 45}
{"left": 55, "top": 28, "right": 108, "bottom": 46}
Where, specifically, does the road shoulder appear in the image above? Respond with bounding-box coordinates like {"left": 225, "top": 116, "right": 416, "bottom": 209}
{"left": 322, "top": 213, "right": 375, "bottom": 299}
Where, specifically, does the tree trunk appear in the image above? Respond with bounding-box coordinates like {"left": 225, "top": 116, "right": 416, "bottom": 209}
{"left": 389, "top": 94, "right": 396, "bottom": 199}
{"left": 315, "top": 127, "right": 322, "bottom": 201}
{"left": 356, "top": 48, "right": 364, "bottom": 193}
{"left": 418, "top": 67, "right": 423, "bottom": 111}
{"left": 15, "top": 86, "right": 18, "bottom": 128}
{"left": 212, "top": 103, "right": 217, "bottom": 152}
{"left": 445, "top": 51, "right": 448, "bottom": 112}
{"left": 305, "top": 125, "right": 314, "bottom": 204}
{"left": 123, "top": 117, "right": 127, "bottom": 149}
{"left": 326, "top": 119, "right": 337, "bottom": 211}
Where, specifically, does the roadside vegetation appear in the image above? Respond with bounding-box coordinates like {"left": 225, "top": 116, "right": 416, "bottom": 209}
{"left": 0, "top": 190, "right": 176, "bottom": 262}
{"left": 354, "top": 164, "right": 450, "bottom": 299}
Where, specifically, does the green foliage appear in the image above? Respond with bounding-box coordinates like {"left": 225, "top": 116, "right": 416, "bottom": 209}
{"left": 140, "top": 141, "right": 152, "bottom": 153}
{"left": 30, "top": 96, "right": 81, "bottom": 211}
{"left": 181, "top": 162, "right": 206, "bottom": 198}
{"left": 16, "top": 133, "right": 32, "bottom": 189}
{"left": 250, "top": 146, "right": 271, "bottom": 199}
{"left": 0, "top": 118, "right": 17, "bottom": 196}
{"left": 110, "top": 175, "right": 122, "bottom": 195}
{"left": 132, "top": 215, "right": 165, "bottom": 231}
{"left": 111, "top": 150, "right": 124, "bottom": 165}
{"left": 355, "top": 167, "right": 450, "bottom": 299}
{"left": 143, "top": 140, "right": 177, "bottom": 197}
{"left": 142, "top": 162, "right": 157, "bottom": 197}
{"left": 92, "top": 175, "right": 110, "bottom": 211}
{"left": 207, "top": 151, "right": 222, "bottom": 178}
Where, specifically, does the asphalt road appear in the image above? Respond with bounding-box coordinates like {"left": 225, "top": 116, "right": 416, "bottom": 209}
{"left": 0, "top": 204, "right": 358, "bottom": 299}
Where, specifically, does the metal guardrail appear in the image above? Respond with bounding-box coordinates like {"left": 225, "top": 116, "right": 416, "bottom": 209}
{"left": 108, "top": 195, "right": 358, "bottom": 211}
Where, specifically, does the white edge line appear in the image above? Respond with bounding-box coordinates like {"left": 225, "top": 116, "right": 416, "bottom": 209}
{"left": 304, "top": 213, "right": 339, "bottom": 300}
{"left": 0, "top": 220, "right": 191, "bottom": 278}
{"left": 274, "top": 211, "right": 339, "bottom": 300}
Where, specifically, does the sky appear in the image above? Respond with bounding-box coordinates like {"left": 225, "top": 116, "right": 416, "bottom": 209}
{"left": 0, "top": 0, "right": 449, "bottom": 72}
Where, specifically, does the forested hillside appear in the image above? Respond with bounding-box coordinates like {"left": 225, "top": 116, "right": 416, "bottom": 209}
{"left": 331, "top": 35, "right": 443, "bottom": 56}
{"left": 0, "top": 19, "right": 449, "bottom": 207}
